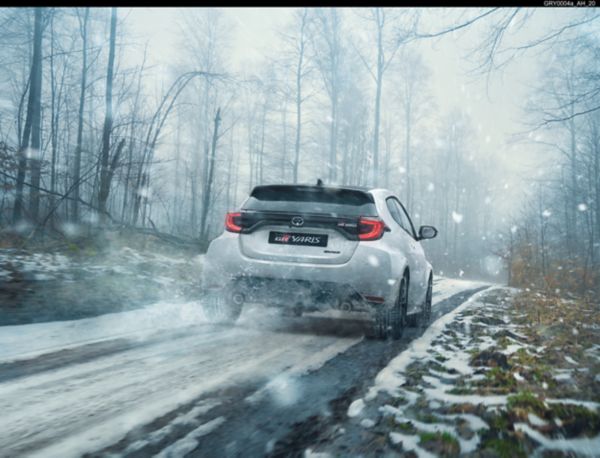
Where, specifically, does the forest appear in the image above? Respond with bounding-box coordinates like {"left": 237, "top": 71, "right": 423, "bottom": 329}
{"left": 0, "top": 7, "right": 598, "bottom": 294}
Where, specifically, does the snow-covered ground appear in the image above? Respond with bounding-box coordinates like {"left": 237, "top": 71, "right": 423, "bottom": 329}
{"left": 0, "top": 276, "right": 484, "bottom": 364}
{"left": 307, "top": 286, "right": 600, "bottom": 457}
{"left": 0, "top": 247, "right": 194, "bottom": 284}
{"left": 0, "top": 247, "right": 205, "bottom": 327}
{"left": 0, "top": 277, "right": 483, "bottom": 457}
{"left": 0, "top": 299, "right": 207, "bottom": 362}
{"left": 0, "top": 323, "right": 359, "bottom": 458}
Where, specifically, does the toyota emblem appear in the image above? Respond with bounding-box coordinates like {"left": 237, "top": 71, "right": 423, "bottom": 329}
{"left": 291, "top": 216, "right": 304, "bottom": 227}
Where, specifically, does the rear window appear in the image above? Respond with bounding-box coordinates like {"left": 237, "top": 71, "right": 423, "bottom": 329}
{"left": 242, "top": 185, "right": 377, "bottom": 216}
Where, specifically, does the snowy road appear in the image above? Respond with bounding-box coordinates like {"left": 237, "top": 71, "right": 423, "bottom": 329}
{"left": 0, "top": 277, "right": 488, "bottom": 458}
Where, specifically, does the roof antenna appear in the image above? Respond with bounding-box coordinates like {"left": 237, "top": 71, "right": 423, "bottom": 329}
{"left": 316, "top": 178, "right": 323, "bottom": 187}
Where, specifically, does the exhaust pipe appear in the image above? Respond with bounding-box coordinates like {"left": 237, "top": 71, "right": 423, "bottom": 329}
{"left": 232, "top": 293, "right": 245, "bottom": 306}
{"left": 339, "top": 301, "right": 352, "bottom": 312}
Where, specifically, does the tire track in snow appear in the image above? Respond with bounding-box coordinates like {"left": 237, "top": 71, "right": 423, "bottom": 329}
{"left": 147, "top": 286, "right": 489, "bottom": 458}
{"left": 0, "top": 327, "right": 359, "bottom": 457}
{"left": 0, "top": 278, "right": 488, "bottom": 457}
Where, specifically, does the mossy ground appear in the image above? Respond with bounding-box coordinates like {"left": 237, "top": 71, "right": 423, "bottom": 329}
{"left": 311, "top": 287, "right": 600, "bottom": 456}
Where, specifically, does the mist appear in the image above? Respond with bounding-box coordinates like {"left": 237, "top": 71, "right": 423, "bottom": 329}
{"left": 0, "top": 6, "right": 600, "bottom": 457}
{"left": 2, "top": 7, "right": 596, "bottom": 291}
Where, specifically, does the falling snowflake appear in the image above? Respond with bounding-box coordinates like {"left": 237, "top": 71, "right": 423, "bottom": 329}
{"left": 137, "top": 187, "right": 152, "bottom": 198}
{"left": 577, "top": 203, "right": 588, "bottom": 212}
{"left": 452, "top": 211, "right": 463, "bottom": 223}
{"left": 542, "top": 209, "right": 552, "bottom": 218}
{"left": 427, "top": 182, "right": 435, "bottom": 192}
{"left": 25, "top": 147, "right": 41, "bottom": 159}
{"left": 367, "top": 255, "right": 380, "bottom": 267}
{"left": 398, "top": 166, "right": 406, "bottom": 174}
{"left": 61, "top": 223, "right": 80, "bottom": 237}
{"left": 510, "top": 225, "right": 518, "bottom": 234}
{"left": 85, "top": 212, "right": 99, "bottom": 224}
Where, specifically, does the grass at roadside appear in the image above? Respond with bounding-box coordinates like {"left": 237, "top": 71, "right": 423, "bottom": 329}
{"left": 309, "top": 287, "right": 600, "bottom": 457}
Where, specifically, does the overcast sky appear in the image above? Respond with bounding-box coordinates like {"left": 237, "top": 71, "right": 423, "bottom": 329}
{"left": 123, "top": 7, "right": 550, "bottom": 218}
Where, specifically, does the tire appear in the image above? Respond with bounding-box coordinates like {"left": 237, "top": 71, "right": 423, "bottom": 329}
{"left": 202, "top": 290, "right": 243, "bottom": 324}
{"left": 372, "top": 308, "right": 389, "bottom": 340}
{"left": 419, "top": 276, "right": 433, "bottom": 328}
{"left": 372, "top": 274, "right": 408, "bottom": 340}
{"left": 281, "top": 305, "right": 303, "bottom": 317}
{"left": 390, "top": 275, "right": 408, "bottom": 340}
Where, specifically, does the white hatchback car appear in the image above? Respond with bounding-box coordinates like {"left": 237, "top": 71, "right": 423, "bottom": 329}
{"left": 201, "top": 184, "right": 438, "bottom": 339}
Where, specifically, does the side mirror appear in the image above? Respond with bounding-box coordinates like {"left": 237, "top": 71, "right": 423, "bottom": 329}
{"left": 418, "top": 225, "right": 438, "bottom": 241}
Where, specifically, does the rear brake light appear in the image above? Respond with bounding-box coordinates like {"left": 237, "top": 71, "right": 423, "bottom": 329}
{"left": 225, "top": 212, "right": 242, "bottom": 233}
{"left": 358, "top": 217, "right": 385, "bottom": 241}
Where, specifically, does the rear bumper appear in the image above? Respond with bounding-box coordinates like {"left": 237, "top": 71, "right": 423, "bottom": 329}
{"left": 228, "top": 276, "right": 367, "bottom": 311}
{"left": 202, "top": 232, "right": 403, "bottom": 307}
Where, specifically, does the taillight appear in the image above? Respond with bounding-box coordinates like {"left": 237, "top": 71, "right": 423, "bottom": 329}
{"left": 225, "top": 212, "right": 242, "bottom": 233}
{"left": 358, "top": 217, "right": 386, "bottom": 241}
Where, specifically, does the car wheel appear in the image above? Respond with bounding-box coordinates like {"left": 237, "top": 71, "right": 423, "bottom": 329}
{"left": 372, "top": 274, "right": 408, "bottom": 340}
{"left": 372, "top": 307, "right": 389, "bottom": 340}
{"left": 282, "top": 304, "right": 303, "bottom": 317}
{"left": 202, "top": 290, "right": 243, "bottom": 324}
{"left": 419, "top": 276, "right": 433, "bottom": 327}
{"left": 390, "top": 275, "right": 408, "bottom": 340}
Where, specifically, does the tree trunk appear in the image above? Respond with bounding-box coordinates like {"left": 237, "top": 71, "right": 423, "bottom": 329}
{"left": 13, "top": 7, "right": 44, "bottom": 224}
{"left": 405, "top": 99, "right": 412, "bottom": 210}
{"left": 280, "top": 102, "right": 287, "bottom": 183}
{"left": 329, "top": 95, "right": 337, "bottom": 182}
{"left": 97, "top": 7, "right": 117, "bottom": 222}
{"left": 258, "top": 103, "right": 266, "bottom": 185}
{"left": 27, "top": 7, "right": 44, "bottom": 223}
{"left": 49, "top": 14, "right": 56, "bottom": 196}
{"left": 49, "top": 13, "right": 58, "bottom": 221}
{"left": 72, "top": 7, "right": 89, "bottom": 222}
{"left": 372, "top": 10, "right": 384, "bottom": 184}
{"left": 292, "top": 10, "right": 307, "bottom": 184}
{"left": 199, "top": 108, "right": 221, "bottom": 246}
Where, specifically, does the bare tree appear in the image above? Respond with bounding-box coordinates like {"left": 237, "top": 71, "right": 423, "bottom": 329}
{"left": 395, "top": 49, "right": 430, "bottom": 211}
{"left": 199, "top": 107, "right": 221, "bottom": 247}
{"left": 288, "top": 8, "right": 311, "bottom": 183}
{"left": 71, "top": 7, "right": 89, "bottom": 222}
{"left": 97, "top": 7, "right": 117, "bottom": 221}
{"left": 13, "top": 7, "right": 44, "bottom": 224}
{"left": 354, "top": 8, "right": 412, "bottom": 183}
{"left": 312, "top": 8, "right": 344, "bottom": 183}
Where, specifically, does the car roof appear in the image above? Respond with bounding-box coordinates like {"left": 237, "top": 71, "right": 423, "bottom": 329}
{"left": 251, "top": 183, "right": 379, "bottom": 193}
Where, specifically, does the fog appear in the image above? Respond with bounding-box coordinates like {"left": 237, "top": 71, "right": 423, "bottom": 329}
{"left": 0, "top": 7, "right": 598, "bottom": 291}
{"left": 0, "top": 8, "right": 600, "bottom": 457}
